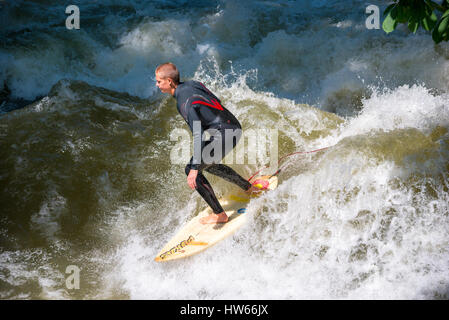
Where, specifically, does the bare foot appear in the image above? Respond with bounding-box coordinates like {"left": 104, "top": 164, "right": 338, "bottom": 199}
{"left": 200, "top": 212, "right": 229, "bottom": 224}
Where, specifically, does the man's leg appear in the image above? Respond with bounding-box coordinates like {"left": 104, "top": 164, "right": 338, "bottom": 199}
{"left": 185, "top": 163, "right": 224, "bottom": 214}
{"left": 184, "top": 127, "right": 254, "bottom": 224}
{"left": 203, "top": 127, "right": 252, "bottom": 192}
{"left": 204, "top": 164, "right": 252, "bottom": 191}
{"left": 185, "top": 163, "right": 228, "bottom": 224}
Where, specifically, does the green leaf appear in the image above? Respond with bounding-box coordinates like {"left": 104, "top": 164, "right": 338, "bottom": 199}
{"left": 383, "top": 3, "right": 396, "bottom": 17}
{"left": 442, "top": 32, "right": 449, "bottom": 42}
{"left": 424, "top": 1, "right": 433, "bottom": 16}
{"left": 442, "top": 9, "right": 449, "bottom": 20}
{"left": 408, "top": 6, "right": 426, "bottom": 23}
{"left": 383, "top": 11, "right": 398, "bottom": 33}
{"left": 390, "top": 5, "right": 399, "bottom": 19}
{"left": 421, "top": 11, "right": 437, "bottom": 31}
{"left": 438, "top": 15, "right": 449, "bottom": 33}
{"left": 408, "top": 20, "right": 419, "bottom": 33}
{"left": 396, "top": 5, "right": 410, "bottom": 23}
{"left": 432, "top": 26, "right": 442, "bottom": 43}
{"left": 433, "top": 13, "right": 449, "bottom": 43}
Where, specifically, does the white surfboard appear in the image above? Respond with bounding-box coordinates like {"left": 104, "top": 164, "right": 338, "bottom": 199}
{"left": 154, "top": 175, "right": 278, "bottom": 262}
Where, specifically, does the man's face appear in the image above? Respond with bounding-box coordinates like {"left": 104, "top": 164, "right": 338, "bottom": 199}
{"left": 155, "top": 72, "right": 173, "bottom": 94}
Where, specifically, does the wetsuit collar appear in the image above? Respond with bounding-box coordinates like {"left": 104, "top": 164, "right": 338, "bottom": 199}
{"left": 173, "top": 81, "right": 184, "bottom": 98}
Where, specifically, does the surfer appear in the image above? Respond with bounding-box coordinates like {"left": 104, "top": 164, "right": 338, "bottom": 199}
{"left": 155, "top": 62, "right": 259, "bottom": 224}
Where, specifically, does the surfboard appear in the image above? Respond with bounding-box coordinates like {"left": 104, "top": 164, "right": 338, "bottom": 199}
{"left": 154, "top": 175, "right": 278, "bottom": 262}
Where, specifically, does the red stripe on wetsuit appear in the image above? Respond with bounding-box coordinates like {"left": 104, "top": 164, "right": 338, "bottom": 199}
{"left": 191, "top": 98, "right": 224, "bottom": 111}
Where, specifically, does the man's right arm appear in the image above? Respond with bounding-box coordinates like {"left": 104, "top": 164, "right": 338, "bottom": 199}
{"left": 188, "top": 106, "right": 203, "bottom": 170}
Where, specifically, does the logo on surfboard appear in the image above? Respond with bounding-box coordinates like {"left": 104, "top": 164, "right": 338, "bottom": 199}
{"left": 158, "top": 235, "right": 208, "bottom": 260}
{"left": 159, "top": 235, "right": 194, "bottom": 260}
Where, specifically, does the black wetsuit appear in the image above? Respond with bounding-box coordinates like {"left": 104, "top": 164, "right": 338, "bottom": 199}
{"left": 174, "top": 80, "right": 251, "bottom": 214}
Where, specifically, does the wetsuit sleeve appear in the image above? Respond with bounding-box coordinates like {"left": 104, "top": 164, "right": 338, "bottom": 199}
{"left": 187, "top": 105, "right": 203, "bottom": 170}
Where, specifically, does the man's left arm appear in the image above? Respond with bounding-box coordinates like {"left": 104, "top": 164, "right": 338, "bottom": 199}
{"left": 187, "top": 106, "right": 203, "bottom": 189}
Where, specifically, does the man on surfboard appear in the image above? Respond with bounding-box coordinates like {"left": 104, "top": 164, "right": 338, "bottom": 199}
{"left": 155, "top": 63, "right": 259, "bottom": 224}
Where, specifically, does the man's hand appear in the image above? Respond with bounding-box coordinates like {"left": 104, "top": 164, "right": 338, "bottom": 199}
{"left": 187, "top": 169, "right": 198, "bottom": 190}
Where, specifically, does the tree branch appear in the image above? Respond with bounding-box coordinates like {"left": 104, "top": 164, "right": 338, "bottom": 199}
{"left": 426, "top": 0, "right": 447, "bottom": 13}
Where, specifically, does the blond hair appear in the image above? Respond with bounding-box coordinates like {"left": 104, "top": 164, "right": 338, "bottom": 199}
{"left": 155, "top": 62, "right": 180, "bottom": 84}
